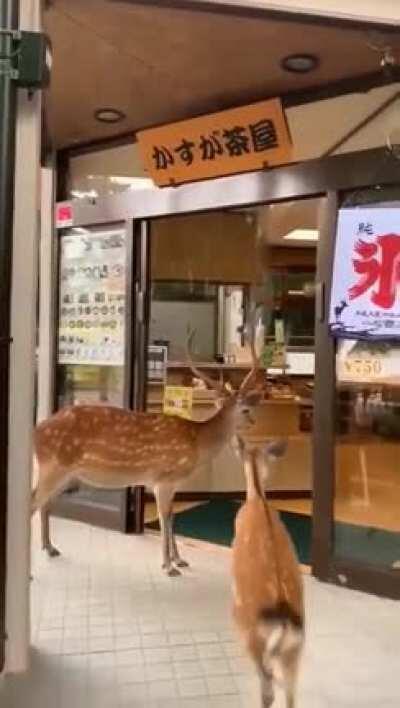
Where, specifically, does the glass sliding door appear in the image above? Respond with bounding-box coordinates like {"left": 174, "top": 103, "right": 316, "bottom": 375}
{"left": 331, "top": 185, "right": 400, "bottom": 592}
{"left": 143, "top": 201, "right": 323, "bottom": 562}
{"left": 52, "top": 222, "right": 132, "bottom": 531}
{"left": 312, "top": 182, "right": 400, "bottom": 599}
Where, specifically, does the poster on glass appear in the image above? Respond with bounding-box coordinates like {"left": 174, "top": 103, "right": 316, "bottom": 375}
{"left": 329, "top": 209, "right": 400, "bottom": 340}
{"left": 58, "top": 228, "right": 126, "bottom": 366}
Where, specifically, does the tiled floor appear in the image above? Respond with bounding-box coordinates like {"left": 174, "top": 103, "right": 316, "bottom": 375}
{"left": 1, "top": 516, "right": 399, "bottom": 707}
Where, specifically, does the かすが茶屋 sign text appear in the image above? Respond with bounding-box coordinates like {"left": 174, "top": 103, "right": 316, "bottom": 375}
{"left": 329, "top": 209, "right": 400, "bottom": 340}
{"left": 137, "top": 98, "right": 292, "bottom": 187}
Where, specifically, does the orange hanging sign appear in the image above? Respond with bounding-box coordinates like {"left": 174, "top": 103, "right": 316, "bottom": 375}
{"left": 137, "top": 98, "right": 292, "bottom": 187}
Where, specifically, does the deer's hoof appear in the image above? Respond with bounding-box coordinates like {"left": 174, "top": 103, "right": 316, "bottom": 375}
{"left": 47, "top": 546, "right": 61, "bottom": 558}
{"left": 175, "top": 559, "right": 189, "bottom": 569}
{"left": 166, "top": 567, "right": 181, "bottom": 577}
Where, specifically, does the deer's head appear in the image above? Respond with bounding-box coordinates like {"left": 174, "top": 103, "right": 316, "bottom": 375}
{"left": 186, "top": 325, "right": 264, "bottom": 432}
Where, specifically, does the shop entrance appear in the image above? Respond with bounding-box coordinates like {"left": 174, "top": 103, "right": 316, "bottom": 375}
{"left": 143, "top": 201, "right": 320, "bottom": 556}
{"left": 49, "top": 146, "right": 400, "bottom": 600}
{"left": 131, "top": 147, "right": 400, "bottom": 600}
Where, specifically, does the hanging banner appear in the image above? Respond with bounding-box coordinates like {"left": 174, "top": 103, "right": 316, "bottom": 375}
{"left": 137, "top": 98, "right": 292, "bottom": 187}
{"left": 329, "top": 208, "right": 400, "bottom": 340}
{"left": 163, "top": 386, "right": 193, "bottom": 419}
{"left": 58, "top": 229, "right": 126, "bottom": 366}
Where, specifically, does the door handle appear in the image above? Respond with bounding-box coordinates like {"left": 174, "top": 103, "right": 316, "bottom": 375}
{"left": 315, "top": 281, "right": 325, "bottom": 323}
{"left": 136, "top": 288, "right": 144, "bottom": 324}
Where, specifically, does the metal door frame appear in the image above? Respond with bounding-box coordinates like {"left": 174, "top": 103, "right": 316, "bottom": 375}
{"left": 50, "top": 220, "right": 136, "bottom": 532}
{"left": 58, "top": 146, "right": 400, "bottom": 598}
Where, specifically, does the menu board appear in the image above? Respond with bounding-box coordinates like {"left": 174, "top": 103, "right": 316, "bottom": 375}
{"left": 58, "top": 228, "right": 126, "bottom": 366}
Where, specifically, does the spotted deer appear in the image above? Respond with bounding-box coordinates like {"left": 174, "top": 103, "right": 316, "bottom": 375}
{"left": 32, "top": 330, "right": 264, "bottom": 575}
{"left": 232, "top": 438, "right": 304, "bottom": 707}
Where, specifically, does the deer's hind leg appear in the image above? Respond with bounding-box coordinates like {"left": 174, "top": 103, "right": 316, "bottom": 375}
{"left": 40, "top": 508, "right": 60, "bottom": 558}
{"left": 281, "top": 642, "right": 303, "bottom": 708}
{"left": 259, "top": 666, "right": 275, "bottom": 708}
{"left": 32, "top": 461, "right": 69, "bottom": 558}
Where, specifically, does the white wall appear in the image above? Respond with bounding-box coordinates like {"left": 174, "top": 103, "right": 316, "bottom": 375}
{"left": 197, "top": 1, "right": 400, "bottom": 25}
{"left": 5, "top": 0, "right": 42, "bottom": 675}
{"left": 288, "top": 84, "right": 400, "bottom": 161}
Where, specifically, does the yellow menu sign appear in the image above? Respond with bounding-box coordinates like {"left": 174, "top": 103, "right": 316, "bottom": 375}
{"left": 163, "top": 386, "right": 193, "bottom": 419}
{"left": 137, "top": 98, "right": 292, "bottom": 187}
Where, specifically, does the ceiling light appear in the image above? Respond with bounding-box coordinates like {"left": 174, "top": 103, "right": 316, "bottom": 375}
{"left": 109, "top": 176, "right": 155, "bottom": 189}
{"left": 283, "top": 229, "right": 319, "bottom": 242}
{"left": 94, "top": 108, "right": 126, "bottom": 124}
{"left": 281, "top": 54, "right": 319, "bottom": 74}
{"left": 70, "top": 189, "right": 98, "bottom": 200}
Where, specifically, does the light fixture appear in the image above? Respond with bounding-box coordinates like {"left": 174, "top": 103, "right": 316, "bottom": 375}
{"left": 283, "top": 229, "right": 319, "bottom": 242}
{"left": 281, "top": 53, "right": 319, "bottom": 74}
{"left": 94, "top": 108, "right": 126, "bottom": 124}
{"left": 109, "top": 176, "right": 155, "bottom": 189}
{"left": 70, "top": 189, "right": 98, "bottom": 201}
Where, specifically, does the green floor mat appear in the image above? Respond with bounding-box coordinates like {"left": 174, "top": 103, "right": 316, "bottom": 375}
{"left": 146, "top": 498, "right": 400, "bottom": 568}
{"left": 146, "top": 499, "right": 311, "bottom": 564}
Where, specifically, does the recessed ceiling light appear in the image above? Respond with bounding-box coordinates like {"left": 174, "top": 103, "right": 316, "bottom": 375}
{"left": 283, "top": 229, "right": 319, "bottom": 242}
{"left": 281, "top": 54, "right": 319, "bottom": 74}
{"left": 94, "top": 108, "right": 126, "bottom": 124}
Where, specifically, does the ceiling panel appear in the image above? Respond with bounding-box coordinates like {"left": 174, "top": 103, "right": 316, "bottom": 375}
{"left": 44, "top": 1, "right": 400, "bottom": 148}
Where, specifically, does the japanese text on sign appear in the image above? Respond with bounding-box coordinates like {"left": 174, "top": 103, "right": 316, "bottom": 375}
{"left": 163, "top": 386, "right": 193, "bottom": 420}
{"left": 329, "top": 209, "right": 400, "bottom": 340}
{"left": 58, "top": 229, "right": 126, "bottom": 366}
{"left": 137, "top": 98, "right": 292, "bottom": 186}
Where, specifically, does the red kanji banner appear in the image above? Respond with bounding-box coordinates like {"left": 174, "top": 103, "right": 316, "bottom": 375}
{"left": 137, "top": 98, "right": 292, "bottom": 187}
{"left": 329, "top": 209, "right": 400, "bottom": 340}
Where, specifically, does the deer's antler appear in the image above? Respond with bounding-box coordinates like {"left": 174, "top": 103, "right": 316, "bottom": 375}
{"left": 238, "top": 311, "right": 261, "bottom": 395}
{"left": 186, "top": 327, "right": 225, "bottom": 394}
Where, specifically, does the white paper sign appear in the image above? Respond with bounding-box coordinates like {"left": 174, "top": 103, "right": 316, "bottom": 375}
{"left": 329, "top": 208, "right": 400, "bottom": 340}
{"left": 58, "top": 228, "right": 126, "bottom": 366}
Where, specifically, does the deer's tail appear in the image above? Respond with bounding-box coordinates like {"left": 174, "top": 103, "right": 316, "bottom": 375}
{"left": 257, "top": 601, "right": 304, "bottom": 684}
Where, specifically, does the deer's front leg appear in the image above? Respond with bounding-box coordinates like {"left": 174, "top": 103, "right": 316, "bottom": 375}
{"left": 169, "top": 512, "right": 189, "bottom": 569}
{"left": 154, "top": 484, "right": 180, "bottom": 577}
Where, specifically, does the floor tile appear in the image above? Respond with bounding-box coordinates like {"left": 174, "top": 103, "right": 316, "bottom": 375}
{"left": 178, "top": 678, "right": 209, "bottom": 698}
{"left": 0, "top": 515, "right": 395, "bottom": 708}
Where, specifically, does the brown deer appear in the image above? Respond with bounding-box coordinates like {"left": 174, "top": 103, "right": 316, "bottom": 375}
{"left": 232, "top": 438, "right": 304, "bottom": 707}
{"left": 32, "top": 330, "right": 263, "bottom": 576}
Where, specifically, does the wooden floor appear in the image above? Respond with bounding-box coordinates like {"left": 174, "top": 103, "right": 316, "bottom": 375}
{"left": 271, "top": 496, "right": 400, "bottom": 533}
{"left": 146, "top": 464, "right": 400, "bottom": 537}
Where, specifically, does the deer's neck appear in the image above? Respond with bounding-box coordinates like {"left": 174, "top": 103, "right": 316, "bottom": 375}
{"left": 243, "top": 450, "right": 265, "bottom": 501}
{"left": 194, "top": 403, "right": 236, "bottom": 462}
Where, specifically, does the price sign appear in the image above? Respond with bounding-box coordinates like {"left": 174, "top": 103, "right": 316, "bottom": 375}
{"left": 163, "top": 386, "right": 193, "bottom": 419}
{"left": 342, "top": 358, "right": 382, "bottom": 379}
